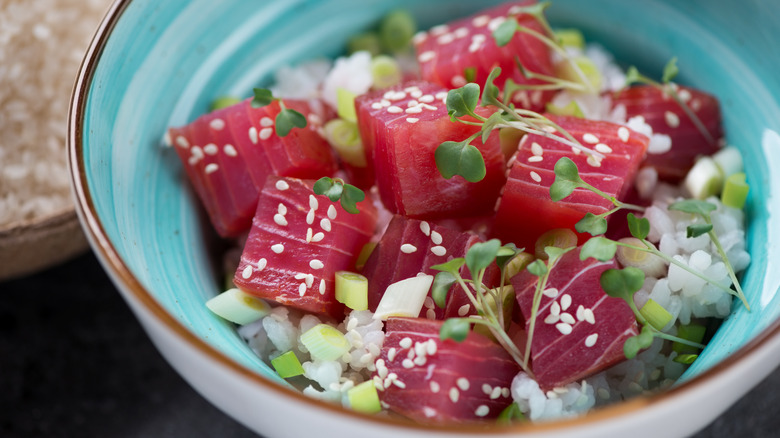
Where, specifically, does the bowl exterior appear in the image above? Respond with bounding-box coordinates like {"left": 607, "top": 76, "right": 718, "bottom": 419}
{"left": 70, "top": 0, "right": 780, "bottom": 436}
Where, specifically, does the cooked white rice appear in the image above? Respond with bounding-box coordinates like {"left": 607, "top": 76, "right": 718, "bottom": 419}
{"left": 0, "top": 0, "right": 109, "bottom": 226}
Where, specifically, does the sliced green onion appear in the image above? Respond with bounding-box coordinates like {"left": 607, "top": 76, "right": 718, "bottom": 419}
{"left": 373, "top": 274, "right": 434, "bottom": 320}
{"left": 371, "top": 55, "right": 402, "bottom": 90}
{"left": 347, "top": 380, "right": 382, "bottom": 413}
{"left": 673, "top": 324, "right": 706, "bottom": 353}
{"left": 205, "top": 288, "right": 271, "bottom": 325}
{"left": 721, "top": 172, "right": 749, "bottom": 209}
{"left": 300, "top": 324, "right": 350, "bottom": 361}
{"left": 336, "top": 88, "right": 358, "bottom": 122}
{"left": 639, "top": 298, "right": 673, "bottom": 331}
{"left": 355, "top": 242, "right": 377, "bottom": 271}
{"left": 503, "top": 251, "right": 535, "bottom": 283}
{"left": 616, "top": 237, "right": 667, "bottom": 278}
{"left": 210, "top": 95, "right": 241, "bottom": 111}
{"left": 684, "top": 156, "right": 723, "bottom": 199}
{"left": 379, "top": 10, "right": 416, "bottom": 52}
{"left": 555, "top": 55, "right": 602, "bottom": 92}
{"left": 712, "top": 146, "right": 744, "bottom": 178}
{"left": 534, "top": 228, "right": 578, "bottom": 260}
{"left": 545, "top": 100, "right": 585, "bottom": 118}
{"left": 323, "top": 119, "right": 367, "bottom": 167}
{"left": 554, "top": 28, "right": 585, "bottom": 50}
{"left": 348, "top": 32, "right": 382, "bottom": 56}
{"left": 673, "top": 353, "right": 698, "bottom": 365}
{"left": 271, "top": 351, "right": 305, "bottom": 378}
{"left": 497, "top": 402, "right": 525, "bottom": 424}
{"left": 335, "top": 271, "right": 369, "bottom": 311}
{"left": 499, "top": 128, "right": 526, "bottom": 160}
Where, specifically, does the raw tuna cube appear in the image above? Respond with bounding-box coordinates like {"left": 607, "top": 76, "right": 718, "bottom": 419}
{"left": 612, "top": 84, "right": 722, "bottom": 182}
{"left": 374, "top": 317, "right": 520, "bottom": 423}
{"left": 361, "top": 215, "right": 495, "bottom": 320}
{"left": 413, "top": 1, "right": 555, "bottom": 111}
{"left": 169, "top": 98, "right": 337, "bottom": 237}
{"left": 492, "top": 115, "right": 649, "bottom": 250}
{"left": 511, "top": 247, "right": 638, "bottom": 390}
{"left": 233, "top": 177, "right": 378, "bottom": 319}
{"left": 169, "top": 107, "right": 258, "bottom": 237}
{"left": 354, "top": 80, "right": 506, "bottom": 219}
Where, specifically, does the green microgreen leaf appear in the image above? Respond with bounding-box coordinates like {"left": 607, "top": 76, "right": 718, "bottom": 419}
{"left": 340, "top": 183, "right": 365, "bottom": 214}
{"left": 493, "top": 17, "right": 518, "bottom": 47}
{"left": 481, "top": 67, "right": 503, "bottom": 107}
{"left": 673, "top": 353, "right": 698, "bottom": 365}
{"left": 686, "top": 223, "right": 713, "bottom": 238}
{"left": 554, "top": 157, "right": 581, "bottom": 181}
{"left": 668, "top": 199, "right": 717, "bottom": 216}
{"left": 600, "top": 267, "right": 645, "bottom": 300}
{"left": 440, "top": 318, "right": 471, "bottom": 342}
{"left": 662, "top": 57, "right": 679, "bottom": 83}
{"left": 580, "top": 236, "right": 617, "bottom": 262}
{"left": 496, "top": 243, "right": 521, "bottom": 269}
{"left": 543, "top": 245, "right": 569, "bottom": 261}
{"left": 575, "top": 212, "right": 608, "bottom": 236}
{"left": 481, "top": 112, "right": 507, "bottom": 144}
{"left": 466, "top": 239, "right": 502, "bottom": 278}
{"left": 312, "top": 177, "right": 339, "bottom": 200}
{"left": 430, "top": 258, "right": 466, "bottom": 275}
{"left": 251, "top": 88, "right": 274, "bottom": 108}
{"left": 526, "top": 259, "right": 548, "bottom": 277}
{"left": 463, "top": 66, "right": 477, "bottom": 83}
{"left": 627, "top": 213, "right": 650, "bottom": 240}
{"left": 624, "top": 66, "right": 643, "bottom": 86}
{"left": 497, "top": 402, "right": 525, "bottom": 424}
{"left": 435, "top": 140, "right": 487, "bottom": 182}
{"left": 446, "top": 83, "right": 480, "bottom": 118}
{"left": 275, "top": 108, "right": 307, "bottom": 137}
{"left": 624, "top": 325, "right": 654, "bottom": 359}
{"left": 432, "top": 271, "right": 457, "bottom": 309}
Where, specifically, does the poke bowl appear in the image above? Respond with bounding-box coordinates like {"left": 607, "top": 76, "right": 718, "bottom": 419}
{"left": 69, "top": 0, "right": 780, "bottom": 437}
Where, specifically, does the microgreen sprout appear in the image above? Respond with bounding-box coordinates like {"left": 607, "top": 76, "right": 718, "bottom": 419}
{"left": 436, "top": 68, "right": 599, "bottom": 182}
{"left": 668, "top": 199, "right": 750, "bottom": 310}
{"left": 550, "top": 157, "right": 645, "bottom": 235}
{"left": 624, "top": 58, "right": 715, "bottom": 145}
{"left": 312, "top": 177, "right": 365, "bottom": 214}
{"left": 431, "top": 239, "right": 533, "bottom": 376}
{"left": 597, "top": 266, "right": 706, "bottom": 359}
{"left": 251, "top": 88, "right": 307, "bottom": 137}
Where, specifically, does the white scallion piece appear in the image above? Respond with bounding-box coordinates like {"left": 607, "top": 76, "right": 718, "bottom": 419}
{"left": 683, "top": 156, "right": 723, "bottom": 199}
{"left": 712, "top": 146, "right": 744, "bottom": 178}
{"left": 300, "top": 324, "right": 350, "bottom": 361}
{"left": 373, "top": 274, "right": 434, "bottom": 320}
{"left": 205, "top": 288, "right": 271, "bottom": 325}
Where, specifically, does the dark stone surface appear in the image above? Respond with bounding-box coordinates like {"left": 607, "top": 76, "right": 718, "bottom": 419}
{"left": 1, "top": 252, "right": 778, "bottom": 437}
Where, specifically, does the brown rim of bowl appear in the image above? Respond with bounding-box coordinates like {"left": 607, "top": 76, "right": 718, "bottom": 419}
{"left": 68, "top": 0, "right": 780, "bottom": 434}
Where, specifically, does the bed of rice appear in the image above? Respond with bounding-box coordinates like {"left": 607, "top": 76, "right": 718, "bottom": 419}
{"left": 0, "top": 0, "right": 109, "bottom": 227}
{"left": 227, "top": 42, "right": 750, "bottom": 420}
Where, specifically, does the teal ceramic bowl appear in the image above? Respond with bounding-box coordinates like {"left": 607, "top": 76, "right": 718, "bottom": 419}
{"left": 69, "top": 0, "right": 780, "bottom": 436}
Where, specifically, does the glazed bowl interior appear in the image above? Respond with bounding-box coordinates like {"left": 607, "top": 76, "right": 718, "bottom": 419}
{"left": 72, "top": 0, "right": 780, "bottom": 434}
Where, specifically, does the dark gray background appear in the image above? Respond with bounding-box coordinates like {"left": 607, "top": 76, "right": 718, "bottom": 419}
{"left": 2, "top": 252, "right": 778, "bottom": 437}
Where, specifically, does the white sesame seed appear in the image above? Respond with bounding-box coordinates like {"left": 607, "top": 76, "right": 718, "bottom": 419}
{"left": 223, "top": 144, "right": 238, "bottom": 157}
{"left": 327, "top": 205, "right": 337, "bottom": 220}
{"left": 475, "top": 405, "right": 490, "bottom": 417}
{"left": 531, "top": 142, "right": 544, "bottom": 156}
{"left": 175, "top": 135, "right": 190, "bottom": 148}
{"left": 405, "top": 106, "right": 422, "bottom": 114}
{"left": 586, "top": 154, "right": 602, "bottom": 167}
{"left": 437, "top": 32, "right": 455, "bottom": 44}
{"left": 259, "top": 127, "right": 273, "bottom": 140}
{"left": 257, "top": 258, "right": 267, "bottom": 271}
{"left": 543, "top": 287, "right": 559, "bottom": 298}
{"left": 435, "top": 91, "right": 448, "bottom": 101}
{"left": 426, "top": 309, "right": 436, "bottom": 319}
{"left": 309, "top": 259, "right": 324, "bottom": 270}
{"left": 426, "top": 340, "right": 437, "bottom": 355}
{"left": 595, "top": 143, "right": 613, "bottom": 154}
{"left": 430, "top": 24, "right": 449, "bottom": 35}
{"left": 319, "top": 279, "right": 326, "bottom": 294}
{"left": 294, "top": 272, "right": 308, "bottom": 280}
{"left": 298, "top": 283, "right": 307, "bottom": 296}
{"left": 550, "top": 301, "right": 561, "bottom": 316}
{"left": 419, "top": 94, "right": 435, "bottom": 103}
{"left": 305, "top": 228, "right": 313, "bottom": 243}
{"left": 406, "top": 117, "right": 419, "bottom": 123}
{"left": 585, "top": 333, "right": 599, "bottom": 347}
{"left": 482, "top": 384, "right": 492, "bottom": 395}
{"left": 387, "top": 105, "right": 403, "bottom": 114}
{"left": 449, "top": 387, "right": 460, "bottom": 403}
{"left": 576, "top": 305, "right": 585, "bottom": 321}
{"left": 320, "top": 218, "right": 332, "bottom": 232}
{"left": 399, "top": 337, "right": 413, "bottom": 349}
{"left": 306, "top": 209, "right": 315, "bottom": 225}
{"left": 410, "top": 90, "right": 423, "bottom": 99}
{"left": 561, "top": 294, "right": 572, "bottom": 311}
{"left": 584, "top": 308, "right": 596, "bottom": 324}
{"left": 431, "top": 246, "right": 447, "bottom": 257}
{"left": 490, "top": 386, "right": 502, "bottom": 400}
{"left": 530, "top": 171, "right": 542, "bottom": 183}
{"left": 311, "top": 232, "right": 325, "bottom": 242}
{"left": 544, "top": 313, "right": 560, "bottom": 324}
{"left": 428, "top": 381, "right": 440, "bottom": 393}
{"left": 248, "top": 127, "right": 258, "bottom": 144}
{"left": 273, "top": 214, "right": 288, "bottom": 226}
{"left": 400, "top": 244, "right": 417, "bottom": 254}
{"left": 420, "top": 221, "right": 431, "bottom": 236}
{"left": 413, "top": 356, "right": 427, "bottom": 366}
{"left": 203, "top": 143, "right": 218, "bottom": 155}
{"left": 387, "top": 348, "right": 397, "bottom": 362}
{"left": 308, "top": 194, "right": 319, "bottom": 211}
{"left": 204, "top": 163, "right": 219, "bottom": 174}
{"left": 456, "top": 378, "right": 470, "bottom": 391}
{"left": 618, "top": 126, "right": 630, "bottom": 142}
{"left": 679, "top": 89, "right": 692, "bottom": 102}
{"left": 487, "top": 16, "right": 506, "bottom": 32}
{"left": 424, "top": 296, "right": 434, "bottom": 309}
{"left": 451, "top": 75, "right": 467, "bottom": 88}
{"left": 528, "top": 155, "right": 543, "bottom": 163}
{"left": 556, "top": 323, "right": 573, "bottom": 335}
{"left": 275, "top": 180, "right": 289, "bottom": 191}
{"left": 457, "top": 304, "right": 470, "bottom": 316}
{"left": 271, "top": 244, "right": 284, "bottom": 254}
{"left": 560, "top": 312, "right": 576, "bottom": 325}
{"left": 260, "top": 117, "right": 274, "bottom": 127}
{"left": 453, "top": 27, "right": 469, "bottom": 38}
{"left": 583, "top": 133, "right": 599, "bottom": 144}
{"left": 407, "top": 99, "right": 419, "bottom": 108}
{"left": 665, "top": 110, "right": 680, "bottom": 128}
{"left": 472, "top": 14, "right": 490, "bottom": 27}
{"left": 402, "top": 358, "right": 414, "bottom": 369}
{"left": 241, "top": 265, "right": 252, "bottom": 279}
{"left": 371, "top": 102, "right": 383, "bottom": 110}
